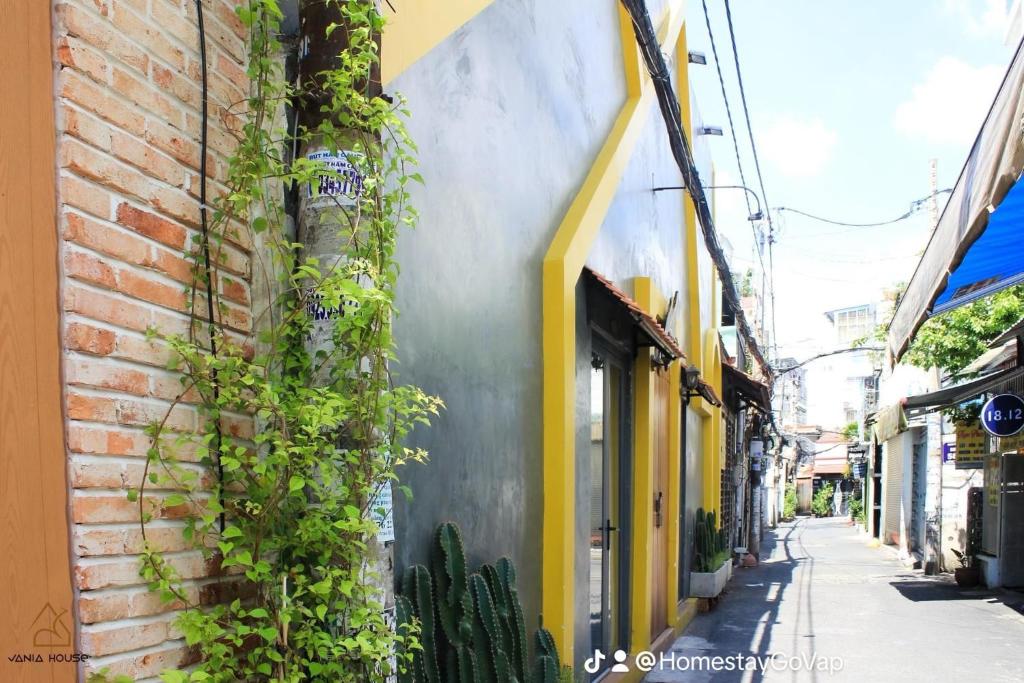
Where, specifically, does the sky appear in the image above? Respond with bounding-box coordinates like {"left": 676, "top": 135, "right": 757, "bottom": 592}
{"left": 688, "top": 0, "right": 1018, "bottom": 361}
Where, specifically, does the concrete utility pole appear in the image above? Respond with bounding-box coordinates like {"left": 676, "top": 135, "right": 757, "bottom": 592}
{"left": 296, "top": 0, "right": 395, "bottom": 652}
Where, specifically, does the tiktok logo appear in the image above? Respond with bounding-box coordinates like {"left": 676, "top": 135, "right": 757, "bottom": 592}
{"left": 583, "top": 650, "right": 606, "bottom": 674}
{"left": 584, "top": 649, "right": 631, "bottom": 674}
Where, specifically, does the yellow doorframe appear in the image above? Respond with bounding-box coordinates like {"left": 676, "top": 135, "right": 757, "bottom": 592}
{"left": 541, "top": 1, "right": 685, "bottom": 660}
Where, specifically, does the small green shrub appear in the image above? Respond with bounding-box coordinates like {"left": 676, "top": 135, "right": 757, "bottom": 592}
{"left": 812, "top": 483, "right": 834, "bottom": 517}
{"left": 783, "top": 484, "right": 797, "bottom": 519}
{"left": 848, "top": 495, "right": 865, "bottom": 524}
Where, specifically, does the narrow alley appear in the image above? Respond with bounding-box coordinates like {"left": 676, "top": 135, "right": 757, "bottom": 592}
{"left": 646, "top": 518, "right": 1024, "bottom": 682}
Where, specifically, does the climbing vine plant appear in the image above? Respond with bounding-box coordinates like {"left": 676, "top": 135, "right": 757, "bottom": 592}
{"left": 124, "top": 2, "right": 442, "bottom": 681}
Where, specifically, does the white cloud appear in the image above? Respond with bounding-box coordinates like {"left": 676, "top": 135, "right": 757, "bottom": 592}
{"left": 943, "top": 0, "right": 1008, "bottom": 38}
{"left": 759, "top": 115, "right": 838, "bottom": 179}
{"left": 892, "top": 56, "right": 1003, "bottom": 146}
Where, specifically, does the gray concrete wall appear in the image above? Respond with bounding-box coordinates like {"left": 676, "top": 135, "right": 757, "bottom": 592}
{"left": 388, "top": 0, "right": 627, "bottom": 629}
{"left": 386, "top": 0, "right": 720, "bottom": 654}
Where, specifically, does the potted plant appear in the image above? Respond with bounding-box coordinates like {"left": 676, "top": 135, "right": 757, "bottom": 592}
{"left": 952, "top": 549, "right": 981, "bottom": 587}
{"left": 690, "top": 508, "right": 732, "bottom": 598}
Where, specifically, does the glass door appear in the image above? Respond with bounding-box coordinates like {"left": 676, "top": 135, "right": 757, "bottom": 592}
{"left": 589, "top": 356, "right": 611, "bottom": 672}
{"left": 589, "top": 349, "right": 628, "bottom": 679}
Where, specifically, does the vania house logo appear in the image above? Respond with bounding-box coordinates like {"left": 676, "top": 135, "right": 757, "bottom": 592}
{"left": 6, "top": 602, "right": 90, "bottom": 664}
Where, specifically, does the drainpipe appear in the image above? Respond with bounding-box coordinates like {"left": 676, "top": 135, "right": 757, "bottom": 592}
{"left": 297, "top": 0, "right": 394, "bottom": 624}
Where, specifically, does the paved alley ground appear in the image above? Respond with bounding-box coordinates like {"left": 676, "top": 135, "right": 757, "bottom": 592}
{"left": 645, "top": 517, "right": 1024, "bottom": 682}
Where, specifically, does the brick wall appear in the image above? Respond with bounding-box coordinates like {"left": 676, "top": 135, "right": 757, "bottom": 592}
{"left": 54, "top": 1, "right": 250, "bottom": 678}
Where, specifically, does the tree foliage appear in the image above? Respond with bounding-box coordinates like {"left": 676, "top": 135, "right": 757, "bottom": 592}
{"left": 904, "top": 285, "right": 1024, "bottom": 375}
{"left": 126, "top": 2, "right": 443, "bottom": 680}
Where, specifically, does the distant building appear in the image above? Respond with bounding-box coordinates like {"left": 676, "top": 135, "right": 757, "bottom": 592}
{"left": 804, "top": 304, "right": 882, "bottom": 434}
{"left": 774, "top": 357, "right": 808, "bottom": 428}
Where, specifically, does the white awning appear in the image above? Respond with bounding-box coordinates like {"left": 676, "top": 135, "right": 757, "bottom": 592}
{"left": 887, "top": 38, "right": 1024, "bottom": 364}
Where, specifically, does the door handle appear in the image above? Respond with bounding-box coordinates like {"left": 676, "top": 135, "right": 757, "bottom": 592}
{"left": 603, "top": 519, "right": 618, "bottom": 550}
{"left": 654, "top": 491, "right": 664, "bottom": 528}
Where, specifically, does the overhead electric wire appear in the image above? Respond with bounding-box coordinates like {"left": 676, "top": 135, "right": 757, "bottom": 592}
{"left": 699, "top": 0, "right": 756, "bottom": 222}
{"left": 723, "top": 0, "right": 777, "bottom": 359}
{"left": 775, "top": 188, "right": 953, "bottom": 231}
{"left": 618, "top": 0, "right": 772, "bottom": 379}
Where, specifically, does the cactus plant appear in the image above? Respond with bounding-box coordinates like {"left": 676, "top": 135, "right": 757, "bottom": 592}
{"left": 398, "top": 522, "right": 563, "bottom": 683}
{"left": 693, "top": 507, "right": 729, "bottom": 573}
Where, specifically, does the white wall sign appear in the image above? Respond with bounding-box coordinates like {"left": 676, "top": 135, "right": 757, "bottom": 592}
{"left": 306, "top": 150, "right": 364, "bottom": 205}
{"left": 370, "top": 482, "right": 394, "bottom": 543}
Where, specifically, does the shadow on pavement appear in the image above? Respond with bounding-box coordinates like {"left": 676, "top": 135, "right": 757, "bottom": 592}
{"left": 647, "top": 518, "right": 812, "bottom": 683}
{"left": 890, "top": 578, "right": 1024, "bottom": 615}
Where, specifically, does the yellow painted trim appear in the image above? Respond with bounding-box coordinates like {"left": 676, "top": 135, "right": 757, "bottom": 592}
{"left": 630, "top": 330, "right": 654, "bottom": 649}
{"left": 381, "top": 0, "right": 494, "bottom": 84}
{"left": 677, "top": 24, "right": 713, "bottom": 420}
{"left": 618, "top": 5, "right": 643, "bottom": 97}
{"left": 541, "top": 1, "right": 685, "bottom": 661}
{"left": 665, "top": 360, "right": 682, "bottom": 626}
{"left": 701, "top": 330, "right": 723, "bottom": 517}
{"left": 628, "top": 277, "right": 668, "bottom": 647}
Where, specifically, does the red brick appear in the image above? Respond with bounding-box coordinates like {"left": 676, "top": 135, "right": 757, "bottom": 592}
{"left": 218, "top": 274, "right": 249, "bottom": 306}
{"left": 213, "top": 1, "right": 247, "bottom": 41}
{"left": 111, "top": 67, "right": 182, "bottom": 128}
{"left": 118, "top": 269, "right": 187, "bottom": 311}
{"left": 66, "top": 357, "right": 149, "bottom": 395}
{"left": 67, "top": 424, "right": 148, "bottom": 456}
{"left": 64, "top": 284, "right": 153, "bottom": 332}
{"left": 153, "top": 249, "right": 194, "bottom": 284}
{"left": 71, "top": 459, "right": 141, "bottom": 488}
{"left": 64, "top": 211, "right": 153, "bottom": 267}
{"left": 145, "top": 118, "right": 200, "bottom": 169}
{"left": 74, "top": 524, "right": 195, "bottom": 558}
{"left": 57, "top": 35, "right": 110, "bottom": 83}
{"left": 82, "top": 642, "right": 197, "bottom": 680}
{"left": 113, "top": 332, "right": 174, "bottom": 367}
{"left": 79, "top": 586, "right": 190, "bottom": 623}
{"left": 57, "top": 2, "right": 150, "bottom": 75}
{"left": 109, "top": 1, "right": 186, "bottom": 72}
{"left": 65, "top": 250, "right": 118, "bottom": 289}
{"left": 66, "top": 322, "right": 116, "bottom": 356}
{"left": 80, "top": 613, "right": 178, "bottom": 656}
{"left": 110, "top": 131, "right": 185, "bottom": 187}
{"left": 60, "top": 69, "right": 146, "bottom": 137}
{"left": 148, "top": 185, "right": 200, "bottom": 229}
{"left": 67, "top": 392, "right": 119, "bottom": 423}
{"left": 116, "top": 202, "right": 187, "bottom": 249}
{"left": 115, "top": 397, "right": 196, "bottom": 432}
{"left": 75, "top": 551, "right": 215, "bottom": 590}
{"left": 72, "top": 492, "right": 201, "bottom": 524}
{"left": 61, "top": 137, "right": 150, "bottom": 202}
{"left": 61, "top": 173, "right": 113, "bottom": 219}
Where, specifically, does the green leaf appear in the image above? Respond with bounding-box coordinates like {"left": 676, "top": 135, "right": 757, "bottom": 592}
{"left": 289, "top": 475, "right": 306, "bottom": 493}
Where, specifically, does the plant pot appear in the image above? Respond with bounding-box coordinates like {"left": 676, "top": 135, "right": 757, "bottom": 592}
{"left": 954, "top": 567, "right": 981, "bottom": 588}
{"left": 690, "top": 560, "right": 730, "bottom": 598}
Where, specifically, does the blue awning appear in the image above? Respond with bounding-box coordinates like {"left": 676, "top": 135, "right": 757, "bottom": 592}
{"left": 932, "top": 175, "right": 1024, "bottom": 314}
{"left": 888, "top": 34, "right": 1024, "bottom": 363}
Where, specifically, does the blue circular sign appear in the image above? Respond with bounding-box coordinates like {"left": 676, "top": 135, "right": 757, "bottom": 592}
{"left": 981, "top": 393, "right": 1024, "bottom": 437}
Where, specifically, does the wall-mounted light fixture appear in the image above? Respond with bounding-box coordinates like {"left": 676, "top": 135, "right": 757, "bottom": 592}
{"left": 681, "top": 364, "right": 702, "bottom": 405}
{"left": 688, "top": 51, "right": 707, "bottom": 65}
{"left": 698, "top": 126, "right": 723, "bottom": 136}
